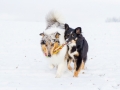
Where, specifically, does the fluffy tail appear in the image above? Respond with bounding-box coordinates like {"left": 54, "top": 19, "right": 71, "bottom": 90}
{"left": 46, "top": 10, "right": 64, "bottom": 29}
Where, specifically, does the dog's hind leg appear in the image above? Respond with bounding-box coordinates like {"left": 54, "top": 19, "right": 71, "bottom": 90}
{"left": 82, "top": 56, "right": 87, "bottom": 70}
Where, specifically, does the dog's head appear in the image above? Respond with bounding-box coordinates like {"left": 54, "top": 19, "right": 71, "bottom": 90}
{"left": 64, "top": 24, "right": 82, "bottom": 45}
{"left": 64, "top": 24, "right": 74, "bottom": 40}
{"left": 39, "top": 32, "right": 60, "bottom": 57}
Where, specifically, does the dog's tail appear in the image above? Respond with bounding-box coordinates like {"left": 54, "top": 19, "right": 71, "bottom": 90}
{"left": 45, "top": 10, "right": 64, "bottom": 29}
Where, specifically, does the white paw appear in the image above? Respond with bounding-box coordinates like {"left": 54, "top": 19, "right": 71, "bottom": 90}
{"left": 49, "top": 64, "right": 55, "bottom": 69}
{"left": 55, "top": 74, "right": 61, "bottom": 78}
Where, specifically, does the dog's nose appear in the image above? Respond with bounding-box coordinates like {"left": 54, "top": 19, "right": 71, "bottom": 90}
{"left": 48, "top": 53, "right": 51, "bottom": 57}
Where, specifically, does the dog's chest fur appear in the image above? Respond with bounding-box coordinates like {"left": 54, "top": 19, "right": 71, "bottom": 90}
{"left": 68, "top": 43, "right": 79, "bottom": 60}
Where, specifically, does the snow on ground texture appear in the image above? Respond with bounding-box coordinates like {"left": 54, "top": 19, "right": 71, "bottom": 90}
{"left": 0, "top": 21, "right": 120, "bottom": 90}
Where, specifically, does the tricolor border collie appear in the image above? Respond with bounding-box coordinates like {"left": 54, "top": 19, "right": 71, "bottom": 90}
{"left": 64, "top": 24, "right": 88, "bottom": 77}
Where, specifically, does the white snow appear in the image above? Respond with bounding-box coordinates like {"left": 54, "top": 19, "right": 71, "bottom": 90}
{"left": 0, "top": 21, "right": 120, "bottom": 90}
{"left": 0, "top": 0, "right": 120, "bottom": 90}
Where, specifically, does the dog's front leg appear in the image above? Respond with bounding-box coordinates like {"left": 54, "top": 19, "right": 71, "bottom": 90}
{"left": 73, "top": 57, "right": 83, "bottom": 77}
{"left": 55, "top": 60, "right": 67, "bottom": 78}
{"left": 67, "top": 59, "right": 72, "bottom": 71}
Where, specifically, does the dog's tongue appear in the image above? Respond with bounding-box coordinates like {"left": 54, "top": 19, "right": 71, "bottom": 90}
{"left": 45, "top": 53, "right": 47, "bottom": 56}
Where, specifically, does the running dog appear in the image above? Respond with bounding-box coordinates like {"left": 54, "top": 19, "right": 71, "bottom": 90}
{"left": 39, "top": 11, "right": 68, "bottom": 78}
{"left": 64, "top": 24, "right": 88, "bottom": 77}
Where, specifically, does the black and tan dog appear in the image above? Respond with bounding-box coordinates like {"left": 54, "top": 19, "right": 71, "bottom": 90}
{"left": 64, "top": 24, "right": 88, "bottom": 77}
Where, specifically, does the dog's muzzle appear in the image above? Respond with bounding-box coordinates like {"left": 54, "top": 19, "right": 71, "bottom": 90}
{"left": 48, "top": 53, "right": 51, "bottom": 57}
{"left": 65, "top": 39, "right": 71, "bottom": 45}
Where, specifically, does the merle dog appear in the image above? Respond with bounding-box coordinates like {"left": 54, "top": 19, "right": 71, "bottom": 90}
{"left": 64, "top": 24, "right": 88, "bottom": 77}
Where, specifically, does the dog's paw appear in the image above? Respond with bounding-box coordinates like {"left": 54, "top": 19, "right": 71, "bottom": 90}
{"left": 73, "top": 75, "right": 78, "bottom": 77}
{"left": 73, "top": 71, "right": 79, "bottom": 77}
{"left": 49, "top": 64, "right": 55, "bottom": 69}
{"left": 68, "top": 66, "right": 72, "bottom": 71}
{"left": 55, "top": 74, "right": 61, "bottom": 78}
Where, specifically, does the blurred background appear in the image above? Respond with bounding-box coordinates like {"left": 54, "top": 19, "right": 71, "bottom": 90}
{"left": 0, "top": 0, "right": 120, "bottom": 23}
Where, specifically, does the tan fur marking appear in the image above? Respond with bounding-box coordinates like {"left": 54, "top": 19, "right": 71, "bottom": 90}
{"left": 73, "top": 60, "right": 84, "bottom": 77}
{"left": 71, "top": 40, "right": 76, "bottom": 43}
{"left": 41, "top": 44, "right": 48, "bottom": 55}
{"left": 50, "top": 42, "right": 59, "bottom": 55}
{"left": 68, "top": 65, "right": 72, "bottom": 71}
{"left": 74, "top": 71, "right": 79, "bottom": 77}
{"left": 81, "top": 61, "right": 85, "bottom": 70}
{"left": 68, "top": 59, "right": 72, "bottom": 71}
{"left": 76, "top": 30, "right": 80, "bottom": 34}
{"left": 54, "top": 42, "right": 59, "bottom": 49}
{"left": 74, "top": 52, "right": 79, "bottom": 56}
{"left": 55, "top": 33, "right": 60, "bottom": 38}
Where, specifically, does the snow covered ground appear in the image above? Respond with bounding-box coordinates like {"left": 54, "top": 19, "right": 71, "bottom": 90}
{"left": 0, "top": 20, "right": 120, "bottom": 90}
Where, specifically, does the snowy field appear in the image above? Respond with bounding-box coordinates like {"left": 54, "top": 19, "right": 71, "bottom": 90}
{"left": 0, "top": 20, "right": 120, "bottom": 90}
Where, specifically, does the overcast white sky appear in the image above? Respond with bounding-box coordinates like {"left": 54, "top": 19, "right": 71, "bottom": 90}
{"left": 0, "top": 0, "right": 120, "bottom": 22}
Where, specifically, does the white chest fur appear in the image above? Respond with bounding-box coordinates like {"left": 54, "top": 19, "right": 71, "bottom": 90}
{"left": 68, "top": 44, "right": 78, "bottom": 60}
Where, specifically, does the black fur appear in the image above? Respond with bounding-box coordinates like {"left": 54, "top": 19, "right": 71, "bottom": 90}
{"left": 71, "top": 46, "right": 77, "bottom": 53}
{"left": 41, "top": 40, "right": 46, "bottom": 44}
{"left": 64, "top": 24, "right": 74, "bottom": 40}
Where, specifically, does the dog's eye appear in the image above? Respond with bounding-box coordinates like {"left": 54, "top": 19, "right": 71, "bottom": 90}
{"left": 52, "top": 39, "right": 56, "bottom": 42}
{"left": 41, "top": 40, "right": 46, "bottom": 44}
{"left": 66, "top": 34, "right": 69, "bottom": 37}
{"left": 46, "top": 44, "right": 47, "bottom": 47}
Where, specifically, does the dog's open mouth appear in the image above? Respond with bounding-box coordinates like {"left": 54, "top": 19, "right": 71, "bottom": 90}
{"left": 66, "top": 42, "right": 71, "bottom": 45}
{"left": 65, "top": 39, "right": 72, "bottom": 45}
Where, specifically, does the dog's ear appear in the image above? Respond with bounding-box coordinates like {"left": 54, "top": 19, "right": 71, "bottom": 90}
{"left": 39, "top": 33, "right": 44, "bottom": 36}
{"left": 65, "top": 23, "right": 69, "bottom": 31}
{"left": 55, "top": 32, "right": 61, "bottom": 38}
{"left": 75, "top": 27, "right": 82, "bottom": 34}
